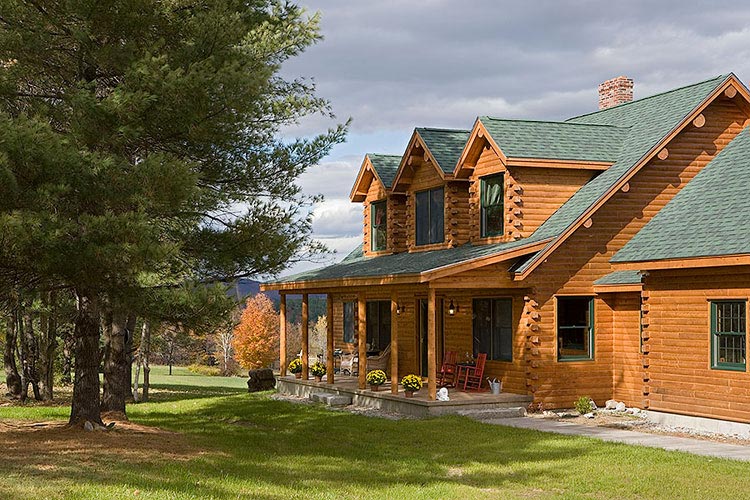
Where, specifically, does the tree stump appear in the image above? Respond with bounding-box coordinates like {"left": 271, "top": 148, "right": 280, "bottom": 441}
{"left": 247, "top": 369, "right": 276, "bottom": 392}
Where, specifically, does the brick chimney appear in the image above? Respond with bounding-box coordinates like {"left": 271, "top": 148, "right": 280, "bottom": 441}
{"left": 598, "top": 76, "right": 634, "bottom": 110}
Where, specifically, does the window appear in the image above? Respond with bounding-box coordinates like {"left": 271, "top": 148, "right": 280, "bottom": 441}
{"left": 343, "top": 301, "right": 356, "bottom": 343}
{"left": 711, "top": 301, "right": 746, "bottom": 371}
{"left": 473, "top": 298, "right": 513, "bottom": 361}
{"left": 415, "top": 187, "right": 444, "bottom": 246}
{"left": 480, "top": 174, "right": 504, "bottom": 237}
{"left": 557, "top": 296, "right": 594, "bottom": 361}
{"left": 371, "top": 200, "right": 387, "bottom": 251}
{"left": 366, "top": 301, "right": 391, "bottom": 351}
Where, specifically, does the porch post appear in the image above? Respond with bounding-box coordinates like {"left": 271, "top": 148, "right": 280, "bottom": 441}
{"left": 326, "top": 294, "right": 334, "bottom": 384}
{"left": 427, "top": 288, "right": 437, "bottom": 400}
{"left": 357, "top": 294, "right": 367, "bottom": 389}
{"left": 391, "top": 294, "right": 399, "bottom": 394}
{"left": 301, "top": 293, "right": 309, "bottom": 380}
{"left": 279, "top": 294, "right": 287, "bottom": 377}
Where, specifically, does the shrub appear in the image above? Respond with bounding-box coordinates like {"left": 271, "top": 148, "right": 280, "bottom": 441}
{"left": 288, "top": 358, "right": 302, "bottom": 374}
{"left": 401, "top": 374, "right": 423, "bottom": 392}
{"left": 366, "top": 370, "right": 386, "bottom": 386}
{"left": 574, "top": 396, "right": 594, "bottom": 415}
{"left": 187, "top": 364, "right": 222, "bottom": 376}
{"left": 310, "top": 361, "right": 326, "bottom": 377}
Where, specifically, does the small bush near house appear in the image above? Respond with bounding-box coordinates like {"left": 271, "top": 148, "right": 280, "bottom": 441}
{"left": 401, "top": 374, "right": 423, "bottom": 392}
{"left": 288, "top": 358, "right": 303, "bottom": 374}
{"left": 366, "top": 370, "right": 387, "bottom": 386}
{"left": 187, "top": 364, "right": 222, "bottom": 376}
{"left": 575, "top": 396, "right": 594, "bottom": 415}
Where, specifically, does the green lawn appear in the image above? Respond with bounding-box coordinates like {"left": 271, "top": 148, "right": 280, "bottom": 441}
{"left": 2, "top": 366, "right": 750, "bottom": 499}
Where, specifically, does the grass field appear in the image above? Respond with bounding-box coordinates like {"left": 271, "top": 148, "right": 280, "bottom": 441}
{"left": 1, "top": 366, "right": 750, "bottom": 499}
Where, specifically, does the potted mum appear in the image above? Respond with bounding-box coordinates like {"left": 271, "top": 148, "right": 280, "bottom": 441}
{"left": 288, "top": 359, "right": 303, "bottom": 379}
{"left": 310, "top": 361, "right": 327, "bottom": 382}
{"left": 366, "top": 369, "right": 387, "bottom": 391}
{"left": 401, "top": 374, "right": 423, "bottom": 398}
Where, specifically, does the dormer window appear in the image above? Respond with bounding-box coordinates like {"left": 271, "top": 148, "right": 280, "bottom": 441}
{"left": 371, "top": 200, "right": 387, "bottom": 252}
{"left": 480, "top": 173, "right": 504, "bottom": 237}
{"left": 415, "top": 187, "right": 444, "bottom": 246}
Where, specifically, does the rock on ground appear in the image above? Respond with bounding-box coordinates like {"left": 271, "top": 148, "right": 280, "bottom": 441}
{"left": 247, "top": 369, "right": 276, "bottom": 392}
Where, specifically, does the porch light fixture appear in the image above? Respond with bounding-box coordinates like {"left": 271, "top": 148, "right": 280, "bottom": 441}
{"left": 448, "top": 300, "right": 457, "bottom": 316}
{"left": 396, "top": 303, "right": 402, "bottom": 315}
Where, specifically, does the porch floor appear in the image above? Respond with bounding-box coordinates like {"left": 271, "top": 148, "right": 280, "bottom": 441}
{"left": 277, "top": 375, "right": 532, "bottom": 418}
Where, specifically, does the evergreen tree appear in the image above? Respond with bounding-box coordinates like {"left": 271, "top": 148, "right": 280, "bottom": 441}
{"left": 0, "top": 1, "right": 345, "bottom": 425}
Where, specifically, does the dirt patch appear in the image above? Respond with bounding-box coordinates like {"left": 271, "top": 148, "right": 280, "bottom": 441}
{"left": 0, "top": 418, "right": 208, "bottom": 472}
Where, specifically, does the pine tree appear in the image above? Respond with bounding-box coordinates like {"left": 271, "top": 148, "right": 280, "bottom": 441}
{"left": 0, "top": 1, "right": 345, "bottom": 425}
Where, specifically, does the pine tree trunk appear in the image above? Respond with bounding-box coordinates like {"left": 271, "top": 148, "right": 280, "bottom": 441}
{"left": 38, "top": 291, "right": 58, "bottom": 401}
{"left": 61, "top": 330, "right": 74, "bottom": 385}
{"left": 3, "top": 307, "right": 22, "bottom": 399}
{"left": 125, "top": 314, "right": 136, "bottom": 399}
{"left": 101, "top": 308, "right": 128, "bottom": 416}
{"left": 142, "top": 321, "right": 151, "bottom": 402}
{"left": 69, "top": 291, "right": 104, "bottom": 426}
{"left": 19, "top": 300, "right": 41, "bottom": 401}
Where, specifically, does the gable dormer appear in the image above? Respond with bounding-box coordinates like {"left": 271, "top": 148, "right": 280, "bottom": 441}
{"left": 391, "top": 128, "right": 471, "bottom": 251}
{"left": 455, "top": 117, "right": 623, "bottom": 243}
{"left": 351, "top": 154, "right": 405, "bottom": 256}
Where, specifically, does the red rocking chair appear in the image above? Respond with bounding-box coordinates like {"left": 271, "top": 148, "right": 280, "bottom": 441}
{"left": 462, "top": 353, "right": 487, "bottom": 391}
{"left": 438, "top": 351, "right": 457, "bottom": 387}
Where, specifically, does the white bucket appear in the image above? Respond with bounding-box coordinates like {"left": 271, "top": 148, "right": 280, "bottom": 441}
{"left": 487, "top": 378, "right": 502, "bottom": 394}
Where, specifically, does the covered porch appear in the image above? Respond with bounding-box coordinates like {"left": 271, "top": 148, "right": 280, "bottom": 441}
{"left": 277, "top": 284, "right": 532, "bottom": 402}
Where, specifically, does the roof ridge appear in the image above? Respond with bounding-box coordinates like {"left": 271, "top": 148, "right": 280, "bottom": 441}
{"left": 416, "top": 126, "right": 471, "bottom": 133}
{"left": 480, "top": 116, "right": 629, "bottom": 129}
{"left": 367, "top": 153, "right": 402, "bottom": 158}
{"left": 566, "top": 74, "right": 730, "bottom": 122}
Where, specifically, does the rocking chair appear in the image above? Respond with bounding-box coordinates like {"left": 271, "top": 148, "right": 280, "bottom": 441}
{"left": 462, "top": 353, "right": 487, "bottom": 391}
{"left": 438, "top": 351, "right": 458, "bottom": 387}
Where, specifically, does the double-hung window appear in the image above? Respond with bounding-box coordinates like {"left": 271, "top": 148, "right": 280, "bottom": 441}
{"left": 711, "top": 301, "right": 746, "bottom": 371}
{"left": 366, "top": 301, "right": 391, "bottom": 351}
{"left": 557, "top": 296, "right": 595, "bottom": 361}
{"left": 415, "top": 187, "right": 444, "bottom": 246}
{"left": 371, "top": 200, "right": 387, "bottom": 252}
{"left": 480, "top": 174, "right": 504, "bottom": 237}
{"left": 473, "top": 298, "right": 513, "bottom": 361}
{"left": 343, "top": 301, "right": 356, "bottom": 344}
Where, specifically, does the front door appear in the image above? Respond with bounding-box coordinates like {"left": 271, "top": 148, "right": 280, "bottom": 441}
{"left": 417, "top": 298, "right": 444, "bottom": 377}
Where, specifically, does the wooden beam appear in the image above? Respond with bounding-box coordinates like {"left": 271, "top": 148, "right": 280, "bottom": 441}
{"left": 725, "top": 85, "right": 737, "bottom": 98}
{"left": 593, "top": 284, "right": 643, "bottom": 294}
{"left": 301, "top": 294, "right": 309, "bottom": 380}
{"left": 326, "top": 294, "right": 334, "bottom": 384}
{"left": 279, "top": 294, "right": 287, "bottom": 377}
{"left": 621, "top": 182, "right": 630, "bottom": 193}
{"left": 505, "top": 157, "right": 612, "bottom": 170}
{"left": 358, "top": 295, "right": 367, "bottom": 390}
{"left": 583, "top": 218, "right": 593, "bottom": 229}
{"left": 693, "top": 113, "right": 706, "bottom": 128}
{"left": 613, "top": 253, "right": 750, "bottom": 271}
{"left": 657, "top": 148, "right": 669, "bottom": 160}
{"left": 391, "top": 295, "right": 399, "bottom": 394}
{"left": 427, "top": 288, "right": 437, "bottom": 400}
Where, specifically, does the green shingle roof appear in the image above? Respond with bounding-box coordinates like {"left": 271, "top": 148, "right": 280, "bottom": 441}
{"left": 612, "top": 126, "right": 750, "bottom": 263}
{"left": 513, "top": 74, "right": 730, "bottom": 274}
{"left": 367, "top": 154, "right": 402, "bottom": 189}
{"left": 268, "top": 238, "right": 540, "bottom": 284}
{"left": 416, "top": 128, "right": 471, "bottom": 174}
{"left": 479, "top": 117, "right": 626, "bottom": 162}
{"left": 593, "top": 270, "right": 643, "bottom": 286}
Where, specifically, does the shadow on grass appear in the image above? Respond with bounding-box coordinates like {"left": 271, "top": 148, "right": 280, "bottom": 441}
{"left": 139, "top": 382, "right": 248, "bottom": 403}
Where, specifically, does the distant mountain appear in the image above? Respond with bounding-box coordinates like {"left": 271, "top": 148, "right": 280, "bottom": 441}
{"left": 225, "top": 278, "right": 279, "bottom": 303}
{"left": 224, "top": 278, "right": 325, "bottom": 323}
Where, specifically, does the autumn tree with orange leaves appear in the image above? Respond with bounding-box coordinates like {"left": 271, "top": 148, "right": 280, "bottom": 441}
{"left": 233, "top": 294, "right": 280, "bottom": 370}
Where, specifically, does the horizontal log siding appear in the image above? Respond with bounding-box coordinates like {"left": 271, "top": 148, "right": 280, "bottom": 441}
{"left": 525, "top": 96, "right": 748, "bottom": 409}
{"left": 612, "top": 292, "right": 643, "bottom": 406}
{"left": 642, "top": 268, "right": 750, "bottom": 423}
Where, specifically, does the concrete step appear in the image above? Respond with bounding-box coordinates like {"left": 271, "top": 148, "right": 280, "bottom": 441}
{"left": 458, "top": 407, "right": 527, "bottom": 420}
{"left": 309, "top": 392, "right": 352, "bottom": 407}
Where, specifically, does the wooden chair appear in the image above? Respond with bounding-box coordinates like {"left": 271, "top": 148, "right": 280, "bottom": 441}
{"left": 462, "top": 353, "right": 487, "bottom": 391}
{"left": 438, "top": 351, "right": 458, "bottom": 387}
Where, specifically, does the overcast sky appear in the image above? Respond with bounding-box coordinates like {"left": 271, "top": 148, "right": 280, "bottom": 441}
{"left": 279, "top": 0, "right": 750, "bottom": 276}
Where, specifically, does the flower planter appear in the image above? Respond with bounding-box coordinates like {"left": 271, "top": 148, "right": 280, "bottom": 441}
{"left": 294, "top": 373, "right": 302, "bottom": 379}
{"left": 314, "top": 376, "right": 322, "bottom": 382}
{"left": 370, "top": 384, "right": 381, "bottom": 392}
{"left": 405, "top": 391, "right": 415, "bottom": 398}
